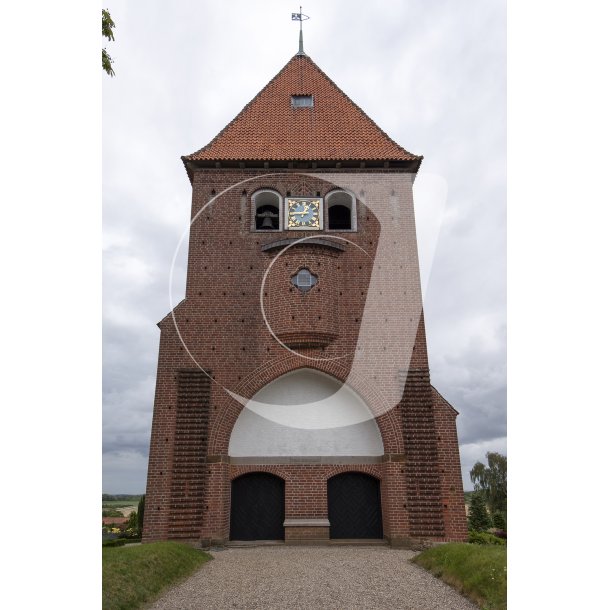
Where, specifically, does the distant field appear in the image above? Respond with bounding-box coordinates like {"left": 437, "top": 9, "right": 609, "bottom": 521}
{"left": 103, "top": 500, "right": 139, "bottom": 508}
{"left": 102, "top": 496, "right": 142, "bottom": 517}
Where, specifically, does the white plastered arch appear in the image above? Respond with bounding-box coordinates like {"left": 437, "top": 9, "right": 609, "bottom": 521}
{"left": 228, "top": 369, "right": 383, "bottom": 457}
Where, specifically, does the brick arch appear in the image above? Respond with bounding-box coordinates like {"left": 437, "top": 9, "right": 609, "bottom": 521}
{"left": 250, "top": 187, "right": 283, "bottom": 204}
{"left": 324, "top": 186, "right": 357, "bottom": 199}
{"left": 324, "top": 466, "right": 382, "bottom": 481}
{"left": 249, "top": 186, "right": 283, "bottom": 196}
{"left": 230, "top": 468, "right": 287, "bottom": 482}
{"left": 209, "top": 353, "right": 403, "bottom": 455}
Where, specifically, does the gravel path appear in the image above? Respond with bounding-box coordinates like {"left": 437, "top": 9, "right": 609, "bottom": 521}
{"left": 148, "top": 545, "right": 478, "bottom": 610}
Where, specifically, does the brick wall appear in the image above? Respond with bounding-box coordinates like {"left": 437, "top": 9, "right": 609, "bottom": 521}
{"left": 142, "top": 167, "right": 467, "bottom": 545}
{"left": 432, "top": 388, "right": 469, "bottom": 541}
{"left": 285, "top": 527, "right": 329, "bottom": 542}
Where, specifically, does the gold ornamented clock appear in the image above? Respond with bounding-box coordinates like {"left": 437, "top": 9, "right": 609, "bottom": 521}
{"left": 285, "top": 197, "right": 323, "bottom": 230}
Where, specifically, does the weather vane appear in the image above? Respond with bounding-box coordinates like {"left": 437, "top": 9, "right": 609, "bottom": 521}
{"left": 292, "top": 6, "right": 310, "bottom": 55}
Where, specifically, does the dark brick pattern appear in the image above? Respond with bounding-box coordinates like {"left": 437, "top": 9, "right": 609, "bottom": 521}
{"left": 401, "top": 364, "right": 445, "bottom": 538}
{"left": 166, "top": 370, "right": 211, "bottom": 539}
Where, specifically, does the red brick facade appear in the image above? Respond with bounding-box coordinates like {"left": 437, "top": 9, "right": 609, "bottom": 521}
{"left": 142, "top": 53, "right": 468, "bottom": 547}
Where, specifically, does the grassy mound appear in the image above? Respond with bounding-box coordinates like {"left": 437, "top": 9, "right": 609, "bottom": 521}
{"left": 412, "top": 543, "right": 506, "bottom": 610}
{"left": 102, "top": 541, "right": 211, "bottom": 610}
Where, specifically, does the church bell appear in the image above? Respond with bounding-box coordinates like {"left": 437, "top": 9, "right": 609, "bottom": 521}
{"left": 256, "top": 209, "right": 278, "bottom": 230}
{"left": 260, "top": 215, "right": 275, "bottom": 229}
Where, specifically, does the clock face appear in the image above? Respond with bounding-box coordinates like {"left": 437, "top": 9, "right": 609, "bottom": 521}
{"left": 286, "top": 198, "right": 323, "bottom": 230}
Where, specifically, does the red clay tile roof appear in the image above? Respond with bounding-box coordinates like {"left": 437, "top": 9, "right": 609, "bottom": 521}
{"left": 102, "top": 517, "right": 128, "bottom": 525}
{"left": 183, "top": 54, "right": 421, "bottom": 163}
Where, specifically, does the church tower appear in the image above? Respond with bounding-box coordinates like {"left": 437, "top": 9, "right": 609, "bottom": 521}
{"left": 143, "top": 47, "right": 468, "bottom": 547}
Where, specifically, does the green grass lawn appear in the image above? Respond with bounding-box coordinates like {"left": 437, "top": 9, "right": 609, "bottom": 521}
{"left": 412, "top": 543, "right": 507, "bottom": 610}
{"left": 102, "top": 542, "right": 211, "bottom": 610}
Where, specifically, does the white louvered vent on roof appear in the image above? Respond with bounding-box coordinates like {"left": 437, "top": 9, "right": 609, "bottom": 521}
{"left": 291, "top": 95, "right": 313, "bottom": 107}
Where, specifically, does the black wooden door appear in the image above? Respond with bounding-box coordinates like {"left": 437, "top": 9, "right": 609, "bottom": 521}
{"left": 230, "top": 473, "right": 285, "bottom": 541}
{"left": 327, "top": 472, "right": 383, "bottom": 539}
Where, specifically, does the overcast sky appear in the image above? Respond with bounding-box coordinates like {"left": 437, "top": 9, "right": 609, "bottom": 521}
{"left": 102, "top": 0, "right": 506, "bottom": 493}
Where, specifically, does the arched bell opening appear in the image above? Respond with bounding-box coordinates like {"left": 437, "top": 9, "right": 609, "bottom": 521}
{"left": 327, "top": 190, "right": 357, "bottom": 231}
{"left": 253, "top": 190, "right": 282, "bottom": 230}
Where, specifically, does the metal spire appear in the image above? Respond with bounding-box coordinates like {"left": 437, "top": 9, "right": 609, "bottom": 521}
{"left": 291, "top": 7, "right": 310, "bottom": 56}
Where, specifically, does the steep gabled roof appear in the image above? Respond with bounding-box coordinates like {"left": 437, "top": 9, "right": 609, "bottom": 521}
{"left": 183, "top": 54, "right": 421, "bottom": 165}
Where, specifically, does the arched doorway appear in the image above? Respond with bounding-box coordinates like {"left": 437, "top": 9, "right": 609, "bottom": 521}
{"left": 230, "top": 473, "right": 285, "bottom": 541}
{"left": 327, "top": 472, "right": 383, "bottom": 539}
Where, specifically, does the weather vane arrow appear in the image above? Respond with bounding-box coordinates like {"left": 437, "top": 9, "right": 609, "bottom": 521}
{"left": 292, "top": 6, "right": 310, "bottom": 55}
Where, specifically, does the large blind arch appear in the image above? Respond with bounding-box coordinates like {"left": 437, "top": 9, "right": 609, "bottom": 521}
{"left": 228, "top": 368, "right": 384, "bottom": 458}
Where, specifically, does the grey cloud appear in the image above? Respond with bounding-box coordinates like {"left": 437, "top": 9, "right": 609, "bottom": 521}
{"left": 103, "top": 0, "right": 505, "bottom": 492}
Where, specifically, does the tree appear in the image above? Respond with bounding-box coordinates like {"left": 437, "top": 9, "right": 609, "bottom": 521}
{"left": 470, "top": 451, "right": 507, "bottom": 514}
{"left": 492, "top": 511, "right": 507, "bottom": 531}
{"left": 468, "top": 491, "right": 492, "bottom": 532}
{"left": 137, "top": 495, "right": 145, "bottom": 536}
{"left": 126, "top": 510, "right": 138, "bottom": 530}
{"left": 102, "top": 9, "right": 116, "bottom": 77}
